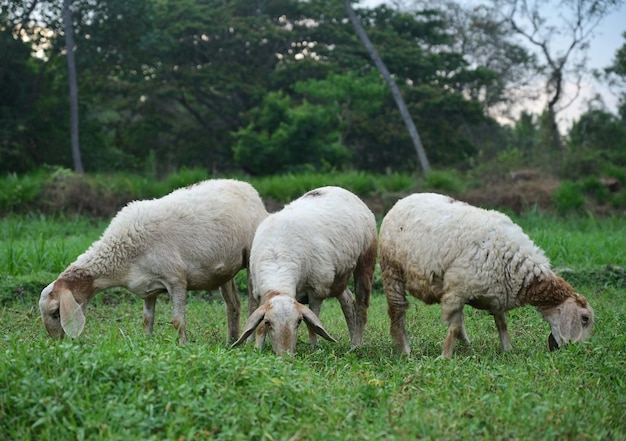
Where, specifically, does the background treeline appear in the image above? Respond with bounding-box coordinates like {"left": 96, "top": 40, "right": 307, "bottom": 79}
{"left": 1, "top": 0, "right": 626, "bottom": 181}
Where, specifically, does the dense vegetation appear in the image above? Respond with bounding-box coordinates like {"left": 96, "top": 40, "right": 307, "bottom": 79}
{"left": 1, "top": 0, "right": 625, "bottom": 181}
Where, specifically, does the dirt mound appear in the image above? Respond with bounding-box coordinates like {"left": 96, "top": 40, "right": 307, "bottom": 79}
{"left": 461, "top": 173, "right": 559, "bottom": 214}
{"left": 38, "top": 173, "right": 131, "bottom": 217}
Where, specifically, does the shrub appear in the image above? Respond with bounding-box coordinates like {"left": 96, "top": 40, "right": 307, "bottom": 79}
{"left": 580, "top": 177, "right": 610, "bottom": 205}
{"left": 553, "top": 181, "right": 585, "bottom": 214}
{"left": 0, "top": 171, "right": 47, "bottom": 212}
{"left": 422, "top": 169, "right": 465, "bottom": 194}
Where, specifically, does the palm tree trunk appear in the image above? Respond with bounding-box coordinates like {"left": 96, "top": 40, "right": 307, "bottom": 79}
{"left": 63, "top": 0, "right": 84, "bottom": 173}
{"left": 343, "top": 0, "right": 430, "bottom": 174}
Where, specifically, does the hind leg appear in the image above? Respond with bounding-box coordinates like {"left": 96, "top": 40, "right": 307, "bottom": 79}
{"left": 383, "top": 274, "right": 410, "bottom": 355}
{"left": 352, "top": 242, "right": 376, "bottom": 346}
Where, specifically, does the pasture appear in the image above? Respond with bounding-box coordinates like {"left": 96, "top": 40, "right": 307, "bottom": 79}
{"left": 1, "top": 212, "right": 625, "bottom": 440}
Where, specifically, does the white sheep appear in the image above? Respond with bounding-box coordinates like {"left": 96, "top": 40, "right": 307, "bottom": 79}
{"left": 379, "top": 192, "right": 594, "bottom": 358}
{"left": 231, "top": 186, "right": 378, "bottom": 355}
{"left": 39, "top": 179, "right": 268, "bottom": 344}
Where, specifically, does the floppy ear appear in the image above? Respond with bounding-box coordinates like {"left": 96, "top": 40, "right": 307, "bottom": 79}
{"left": 231, "top": 306, "right": 266, "bottom": 348}
{"left": 300, "top": 305, "right": 337, "bottom": 343}
{"left": 59, "top": 289, "right": 86, "bottom": 339}
{"left": 557, "top": 300, "right": 583, "bottom": 345}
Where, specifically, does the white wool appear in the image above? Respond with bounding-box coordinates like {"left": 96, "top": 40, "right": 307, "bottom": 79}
{"left": 40, "top": 178, "right": 268, "bottom": 344}
{"left": 250, "top": 186, "right": 377, "bottom": 302}
{"left": 379, "top": 192, "right": 594, "bottom": 358}
{"left": 234, "top": 186, "right": 378, "bottom": 354}
{"left": 379, "top": 192, "right": 551, "bottom": 311}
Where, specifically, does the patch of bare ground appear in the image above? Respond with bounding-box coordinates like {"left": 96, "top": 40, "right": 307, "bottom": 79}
{"left": 460, "top": 171, "right": 560, "bottom": 214}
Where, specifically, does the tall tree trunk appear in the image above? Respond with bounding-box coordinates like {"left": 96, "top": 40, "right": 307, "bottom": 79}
{"left": 63, "top": 0, "right": 84, "bottom": 173}
{"left": 343, "top": 0, "right": 430, "bottom": 174}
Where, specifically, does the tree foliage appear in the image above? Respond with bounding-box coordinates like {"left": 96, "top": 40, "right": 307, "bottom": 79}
{"left": 1, "top": 0, "right": 623, "bottom": 178}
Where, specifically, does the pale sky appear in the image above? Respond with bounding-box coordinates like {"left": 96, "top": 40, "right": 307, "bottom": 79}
{"left": 358, "top": 0, "right": 626, "bottom": 127}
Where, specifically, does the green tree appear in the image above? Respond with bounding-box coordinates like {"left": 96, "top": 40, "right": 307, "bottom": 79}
{"left": 233, "top": 91, "right": 349, "bottom": 175}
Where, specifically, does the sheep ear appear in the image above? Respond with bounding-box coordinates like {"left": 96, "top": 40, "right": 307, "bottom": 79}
{"left": 557, "top": 301, "right": 583, "bottom": 345}
{"left": 300, "top": 306, "right": 337, "bottom": 343}
{"left": 231, "top": 306, "right": 266, "bottom": 348}
{"left": 59, "top": 289, "right": 86, "bottom": 339}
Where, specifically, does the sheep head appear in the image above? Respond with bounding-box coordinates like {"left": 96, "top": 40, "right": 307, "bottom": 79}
{"left": 39, "top": 280, "right": 87, "bottom": 340}
{"left": 538, "top": 295, "right": 594, "bottom": 351}
{"left": 232, "top": 294, "right": 336, "bottom": 355}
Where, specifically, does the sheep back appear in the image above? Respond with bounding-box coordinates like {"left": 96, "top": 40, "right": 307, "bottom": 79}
{"left": 379, "top": 192, "right": 551, "bottom": 311}
{"left": 250, "top": 186, "right": 377, "bottom": 302}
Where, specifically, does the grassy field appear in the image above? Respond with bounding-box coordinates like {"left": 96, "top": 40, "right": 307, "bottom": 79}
{"left": 1, "top": 212, "right": 625, "bottom": 440}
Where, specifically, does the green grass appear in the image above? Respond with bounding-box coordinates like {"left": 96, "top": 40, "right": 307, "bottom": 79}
{"left": 0, "top": 213, "right": 624, "bottom": 440}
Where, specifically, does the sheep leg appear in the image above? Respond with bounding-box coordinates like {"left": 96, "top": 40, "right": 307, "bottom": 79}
{"left": 493, "top": 312, "right": 513, "bottom": 352}
{"left": 170, "top": 287, "right": 188, "bottom": 345}
{"left": 384, "top": 276, "right": 411, "bottom": 355}
{"left": 353, "top": 247, "right": 374, "bottom": 347}
{"left": 142, "top": 295, "right": 157, "bottom": 336}
{"left": 219, "top": 278, "right": 240, "bottom": 343}
{"left": 336, "top": 288, "right": 357, "bottom": 344}
{"left": 307, "top": 297, "right": 323, "bottom": 346}
{"left": 441, "top": 299, "right": 466, "bottom": 358}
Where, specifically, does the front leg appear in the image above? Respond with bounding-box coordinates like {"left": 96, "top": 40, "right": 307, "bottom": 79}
{"left": 307, "top": 297, "right": 323, "bottom": 346}
{"left": 441, "top": 295, "right": 468, "bottom": 358}
{"left": 142, "top": 295, "right": 157, "bottom": 335}
{"left": 493, "top": 312, "right": 513, "bottom": 352}
{"left": 336, "top": 288, "right": 357, "bottom": 344}
{"left": 219, "top": 278, "right": 241, "bottom": 343}
{"left": 170, "top": 286, "right": 188, "bottom": 345}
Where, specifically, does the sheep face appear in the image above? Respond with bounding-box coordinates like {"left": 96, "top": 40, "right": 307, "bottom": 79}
{"left": 539, "top": 295, "right": 594, "bottom": 350}
{"left": 232, "top": 294, "right": 336, "bottom": 356}
{"left": 39, "top": 281, "right": 87, "bottom": 339}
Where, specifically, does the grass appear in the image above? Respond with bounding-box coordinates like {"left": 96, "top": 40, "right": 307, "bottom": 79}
{"left": 0, "top": 213, "right": 625, "bottom": 440}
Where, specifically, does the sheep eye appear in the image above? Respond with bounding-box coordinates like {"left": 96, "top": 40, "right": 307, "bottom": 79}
{"left": 581, "top": 314, "right": 590, "bottom": 326}
{"left": 264, "top": 320, "right": 272, "bottom": 329}
{"left": 51, "top": 309, "right": 60, "bottom": 320}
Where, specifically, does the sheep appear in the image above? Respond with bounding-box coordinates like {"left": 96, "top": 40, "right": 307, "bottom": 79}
{"left": 39, "top": 179, "right": 268, "bottom": 345}
{"left": 231, "top": 186, "right": 378, "bottom": 355}
{"left": 379, "top": 192, "right": 594, "bottom": 358}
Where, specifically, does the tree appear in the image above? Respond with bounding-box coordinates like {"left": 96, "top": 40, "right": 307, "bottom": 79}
{"left": 411, "top": 0, "right": 538, "bottom": 120}
{"left": 62, "top": 0, "right": 83, "bottom": 173}
{"left": 490, "top": 0, "right": 623, "bottom": 161}
{"left": 605, "top": 31, "right": 626, "bottom": 119}
{"left": 344, "top": 0, "right": 430, "bottom": 173}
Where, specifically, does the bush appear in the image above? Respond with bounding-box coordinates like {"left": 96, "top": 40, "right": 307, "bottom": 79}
{"left": 581, "top": 177, "right": 610, "bottom": 205}
{"left": 0, "top": 171, "right": 47, "bottom": 212}
{"left": 422, "top": 169, "right": 465, "bottom": 194}
{"left": 553, "top": 181, "right": 585, "bottom": 214}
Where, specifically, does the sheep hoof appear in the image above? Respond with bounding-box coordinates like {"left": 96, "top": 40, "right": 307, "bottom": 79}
{"left": 548, "top": 333, "right": 560, "bottom": 351}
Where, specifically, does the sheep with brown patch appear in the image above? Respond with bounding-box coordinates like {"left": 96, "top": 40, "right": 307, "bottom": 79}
{"left": 232, "top": 186, "right": 378, "bottom": 355}
{"left": 379, "top": 192, "right": 594, "bottom": 358}
{"left": 39, "top": 179, "right": 268, "bottom": 344}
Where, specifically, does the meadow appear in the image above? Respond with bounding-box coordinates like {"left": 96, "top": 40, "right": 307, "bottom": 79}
{"left": 1, "top": 211, "right": 625, "bottom": 440}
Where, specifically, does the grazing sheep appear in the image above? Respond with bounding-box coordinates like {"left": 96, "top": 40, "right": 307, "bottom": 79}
{"left": 379, "top": 192, "right": 594, "bottom": 358}
{"left": 39, "top": 179, "right": 268, "bottom": 344}
{"left": 231, "top": 186, "right": 378, "bottom": 355}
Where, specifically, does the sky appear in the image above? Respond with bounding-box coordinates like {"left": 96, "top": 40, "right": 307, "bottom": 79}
{"left": 358, "top": 0, "right": 626, "bottom": 127}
